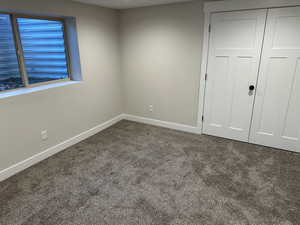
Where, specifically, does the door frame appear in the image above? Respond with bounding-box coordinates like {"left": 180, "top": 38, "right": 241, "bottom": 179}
{"left": 197, "top": 0, "right": 300, "bottom": 133}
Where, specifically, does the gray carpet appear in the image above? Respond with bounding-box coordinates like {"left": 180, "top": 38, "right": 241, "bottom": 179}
{"left": 0, "top": 120, "right": 299, "bottom": 225}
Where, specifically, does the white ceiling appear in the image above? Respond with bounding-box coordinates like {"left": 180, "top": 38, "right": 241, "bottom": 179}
{"left": 73, "top": 0, "right": 202, "bottom": 9}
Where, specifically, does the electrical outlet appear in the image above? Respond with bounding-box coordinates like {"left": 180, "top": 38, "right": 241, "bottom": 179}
{"left": 41, "top": 130, "right": 48, "bottom": 141}
{"left": 149, "top": 105, "right": 153, "bottom": 112}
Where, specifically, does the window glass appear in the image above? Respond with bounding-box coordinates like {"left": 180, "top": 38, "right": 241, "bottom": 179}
{"left": 17, "top": 18, "right": 69, "bottom": 84}
{"left": 0, "top": 14, "right": 23, "bottom": 91}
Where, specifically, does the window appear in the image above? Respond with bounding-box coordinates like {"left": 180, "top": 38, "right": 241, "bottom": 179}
{"left": 0, "top": 13, "right": 70, "bottom": 92}
{"left": 0, "top": 14, "right": 23, "bottom": 91}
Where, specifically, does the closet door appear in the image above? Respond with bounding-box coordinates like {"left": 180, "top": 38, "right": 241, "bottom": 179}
{"left": 203, "top": 10, "right": 267, "bottom": 142}
{"left": 250, "top": 7, "right": 300, "bottom": 152}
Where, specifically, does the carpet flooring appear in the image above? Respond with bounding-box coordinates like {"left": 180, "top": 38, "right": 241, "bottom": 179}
{"left": 0, "top": 120, "right": 299, "bottom": 225}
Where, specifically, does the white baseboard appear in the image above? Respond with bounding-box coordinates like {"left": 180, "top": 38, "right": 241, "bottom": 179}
{"left": 0, "top": 114, "right": 123, "bottom": 182}
{"left": 0, "top": 114, "right": 201, "bottom": 182}
{"left": 123, "top": 114, "right": 202, "bottom": 134}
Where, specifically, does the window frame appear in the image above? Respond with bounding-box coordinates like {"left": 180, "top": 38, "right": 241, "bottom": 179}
{"left": 0, "top": 11, "right": 72, "bottom": 93}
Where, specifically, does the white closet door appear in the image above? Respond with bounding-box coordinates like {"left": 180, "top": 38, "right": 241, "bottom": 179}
{"left": 250, "top": 7, "right": 300, "bottom": 152}
{"left": 203, "top": 10, "right": 267, "bottom": 142}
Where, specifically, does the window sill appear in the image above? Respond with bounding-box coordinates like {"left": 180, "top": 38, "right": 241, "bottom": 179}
{"left": 0, "top": 81, "right": 81, "bottom": 99}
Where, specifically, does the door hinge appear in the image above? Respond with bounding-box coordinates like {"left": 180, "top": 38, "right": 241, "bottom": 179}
{"left": 202, "top": 116, "right": 204, "bottom": 122}
{"left": 205, "top": 73, "right": 208, "bottom": 81}
{"left": 208, "top": 24, "right": 211, "bottom": 33}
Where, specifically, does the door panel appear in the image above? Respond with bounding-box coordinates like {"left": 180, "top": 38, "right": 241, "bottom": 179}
{"left": 203, "top": 10, "right": 267, "bottom": 142}
{"left": 250, "top": 7, "right": 300, "bottom": 152}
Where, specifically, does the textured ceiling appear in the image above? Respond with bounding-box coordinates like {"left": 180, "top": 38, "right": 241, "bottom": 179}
{"left": 72, "top": 0, "right": 200, "bottom": 9}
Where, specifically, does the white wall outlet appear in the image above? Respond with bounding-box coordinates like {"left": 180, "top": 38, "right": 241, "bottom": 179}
{"left": 149, "top": 105, "right": 154, "bottom": 112}
{"left": 41, "top": 130, "right": 48, "bottom": 141}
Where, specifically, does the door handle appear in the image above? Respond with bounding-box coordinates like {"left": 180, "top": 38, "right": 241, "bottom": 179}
{"left": 249, "top": 85, "right": 255, "bottom": 91}
{"left": 249, "top": 85, "right": 255, "bottom": 96}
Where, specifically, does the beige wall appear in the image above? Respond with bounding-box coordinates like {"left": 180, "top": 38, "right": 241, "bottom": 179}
{"left": 121, "top": 1, "right": 204, "bottom": 126}
{"left": 0, "top": 0, "right": 205, "bottom": 173}
{"left": 0, "top": 0, "right": 123, "bottom": 170}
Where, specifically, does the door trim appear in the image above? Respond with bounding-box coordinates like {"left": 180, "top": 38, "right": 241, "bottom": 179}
{"left": 197, "top": 12, "right": 210, "bottom": 132}
{"left": 204, "top": 0, "right": 300, "bottom": 13}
